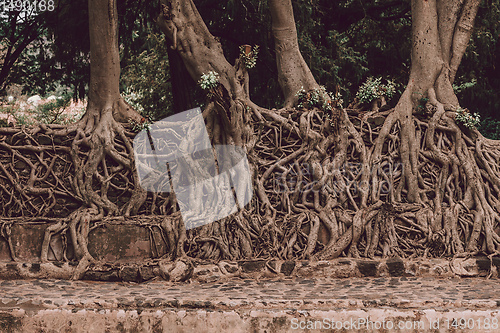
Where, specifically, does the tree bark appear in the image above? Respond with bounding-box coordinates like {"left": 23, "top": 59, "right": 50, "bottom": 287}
{"left": 37, "top": 0, "right": 146, "bottom": 270}
{"left": 407, "top": 0, "right": 480, "bottom": 107}
{"left": 166, "top": 39, "right": 197, "bottom": 114}
{"left": 269, "top": 0, "right": 319, "bottom": 107}
{"left": 382, "top": 0, "right": 481, "bottom": 204}
{"left": 84, "top": 0, "right": 142, "bottom": 130}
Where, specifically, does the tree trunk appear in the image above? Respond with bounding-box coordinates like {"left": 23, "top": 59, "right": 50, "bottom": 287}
{"left": 373, "top": 0, "right": 500, "bottom": 256}
{"left": 269, "top": 0, "right": 319, "bottom": 107}
{"left": 84, "top": 0, "right": 143, "bottom": 129}
{"left": 39, "top": 0, "right": 146, "bottom": 275}
{"left": 388, "top": 0, "right": 481, "bottom": 204}
{"left": 166, "top": 39, "right": 197, "bottom": 114}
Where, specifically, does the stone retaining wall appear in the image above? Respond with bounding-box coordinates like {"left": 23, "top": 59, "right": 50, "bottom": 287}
{"left": 2, "top": 217, "right": 499, "bottom": 282}
{"left": 1, "top": 256, "right": 498, "bottom": 282}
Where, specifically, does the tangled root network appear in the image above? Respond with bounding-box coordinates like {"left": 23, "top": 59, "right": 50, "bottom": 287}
{"left": 1, "top": 103, "right": 500, "bottom": 264}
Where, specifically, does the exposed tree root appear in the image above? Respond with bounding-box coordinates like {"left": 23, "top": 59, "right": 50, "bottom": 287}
{"left": 2, "top": 95, "right": 500, "bottom": 265}
{"left": 0, "top": 98, "right": 148, "bottom": 268}
{"left": 0, "top": 0, "right": 497, "bottom": 269}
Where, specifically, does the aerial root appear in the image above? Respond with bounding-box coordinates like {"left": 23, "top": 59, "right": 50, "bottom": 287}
{"left": 1, "top": 101, "right": 500, "bottom": 263}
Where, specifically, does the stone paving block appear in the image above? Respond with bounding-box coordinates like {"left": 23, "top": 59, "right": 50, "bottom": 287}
{"left": 118, "top": 266, "right": 139, "bottom": 282}
{"left": 239, "top": 259, "right": 266, "bottom": 273}
{"left": 386, "top": 257, "right": 405, "bottom": 276}
{"left": 357, "top": 260, "right": 379, "bottom": 277}
{"left": 218, "top": 261, "right": 240, "bottom": 275}
{"left": 280, "top": 260, "right": 295, "bottom": 276}
{"left": 1, "top": 277, "right": 500, "bottom": 332}
{"left": 138, "top": 265, "right": 156, "bottom": 282}
{"left": 193, "top": 264, "right": 223, "bottom": 283}
{"left": 491, "top": 256, "right": 500, "bottom": 268}
{"left": 476, "top": 257, "right": 491, "bottom": 271}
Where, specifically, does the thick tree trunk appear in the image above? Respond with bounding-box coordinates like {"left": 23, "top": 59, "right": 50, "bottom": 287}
{"left": 402, "top": 0, "right": 480, "bottom": 108}
{"left": 156, "top": 0, "right": 257, "bottom": 149}
{"left": 269, "top": 0, "right": 319, "bottom": 107}
{"left": 166, "top": 41, "right": 197, "bottom": 114}
{"left": 84, "top": 0, "right": 143, "bottom": 129}
{"left": 156, "top": 0, "right": 242, "bottom": 99}
{"left": 389, "top": 0, "right": 481, "bottom": 204}
{"left": 373, "top": 0, "right": 500, "bottom": 257}
{"left": 38, "top": 0, "right": 146, "bottom": 276}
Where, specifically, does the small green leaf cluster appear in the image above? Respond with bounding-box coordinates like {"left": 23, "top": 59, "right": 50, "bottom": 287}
{"left": 295, "top": 86, "right": 343, "bottom": 128}
{"left": 239, "top": 45, "right": 260, "bottom": 69}
{"left": 122, "top": 87, "right": 155, "bottom": 122}
{"left": 356, "top": 77, "right": 395, "bottom": 104}
{"left": 128, "top": 118, "right": 151, "bottom": 132}
{"left": 0, "top": 103, "right": 26, "bottom": 127}
{"left": 296, "top": 86, "right": 343, "bottom": 112}
{"left": 415, "top": 96, "right": 429, "bottom": 113}
{"left": 455, "top": 107, "right": 480, "bottom": 129}
{"left": 453, "top": 79, "right": 476, "bottom": 94}
{"left": 478, "top": 117, "right": 500, "bottom": 140}
{"left": 198, "top": 71, "right": 220, "bottom": 91}
{"left": 34, "top": 94, "right": 73, "bottom": 124}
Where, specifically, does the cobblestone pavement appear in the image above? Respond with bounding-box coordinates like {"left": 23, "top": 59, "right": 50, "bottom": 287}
{"left": 1, "top": 276, "right": 499, "bottom": 311}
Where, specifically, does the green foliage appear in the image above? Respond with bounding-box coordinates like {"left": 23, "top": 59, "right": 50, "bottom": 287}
{"left": 128, "top": 118, "right": 151, "bottom": 132}
{"left": 0, "top": 103, "right": 25, "bottom": 127}
{"left": 198, "top": 71, "right": 220, "bottom": 91}
{"left": 239, "top": 45, "right": 260, "bottom": 69}
{"left": 478, "top": 118, "right": 500, "bottom": 140}
{"left": 296, "top": 86, "right": 342, "bottom": 111}
{"left": 296, "top": 86, "right": 342, "bottom": 127}
{"left": 455, "top": 107, "right": 481, "bottom": 129}
{"left": 419, "top": 97, "right": 429, "bottom": 104}
{"left": 355, "top": 77, "right": 395, "bottom": 104}
{"left": 453, "top": 0, "right": 500, "bottom": 119}
{"left": 0, "top": 9, "right": 49, "bottom": 94}
{"left": 414, "top": 96, "right": 429, "bottom": 114}
{"left": 120, "top": 33, "right": 172, "bottom": 121}
{"left": 283, "top": 1, "right": 411, "bottom": 107}
{"left": 33, "top": 94, "right": 72, "bottom": 124}
{"left": 0, "top": 94, "right": 83, "bottom": 127}
{"left": 453, "top": 79, "right": 477, "bottom": 94}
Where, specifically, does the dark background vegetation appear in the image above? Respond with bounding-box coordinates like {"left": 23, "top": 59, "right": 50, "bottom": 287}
{"left": 1, "top": 0, "right": 499, "bottom": 136}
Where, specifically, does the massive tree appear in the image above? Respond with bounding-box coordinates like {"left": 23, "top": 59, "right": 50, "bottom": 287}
{"left": 51, "top": 0, "right": 145, "bottom": 275}
{"left": 156, "top": 0, "right": 500, "bottom": 260}
{"left": 1, "top": 0, "right": 145, "bottom": 277}
{"left": 1, "top": 0, "right": 499, "bottom": 277}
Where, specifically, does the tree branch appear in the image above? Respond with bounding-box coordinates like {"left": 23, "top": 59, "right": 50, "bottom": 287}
{"left": 449, "top": 0, "right": 481, "bottom": 83}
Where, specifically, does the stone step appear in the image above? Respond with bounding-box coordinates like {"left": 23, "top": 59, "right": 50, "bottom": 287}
{"left": 1, "top": 277, "right": 499, "bottom": 332}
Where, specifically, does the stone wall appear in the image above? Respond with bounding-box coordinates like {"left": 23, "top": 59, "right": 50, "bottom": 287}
{"left": 1, "top": 217, "right": 499, "bottom": 282}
